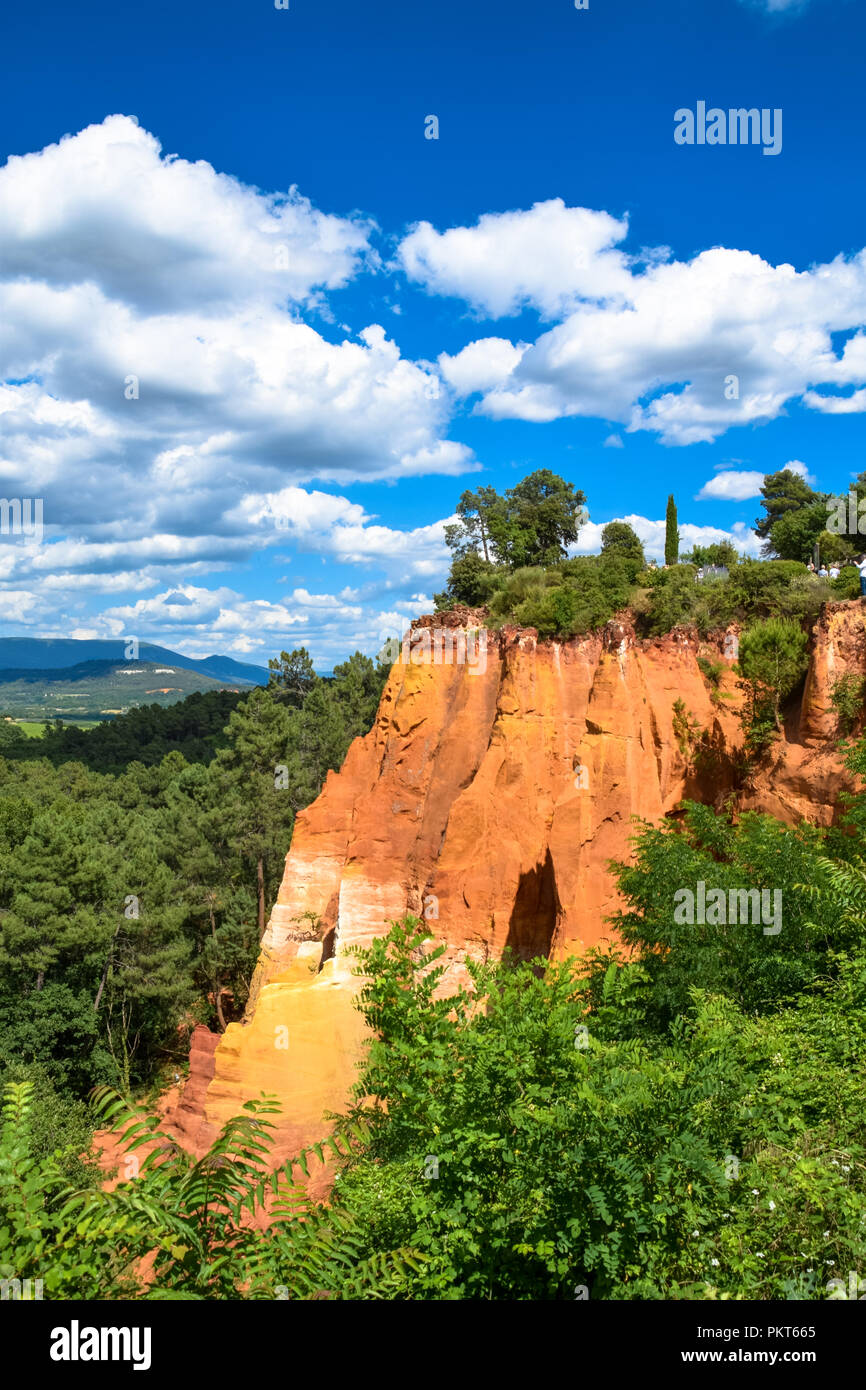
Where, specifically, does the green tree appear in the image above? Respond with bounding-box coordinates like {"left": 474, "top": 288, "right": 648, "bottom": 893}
{"left": 768, "top": 500, "right": 829, "bottom": 563}
{"left": 737, "top": 617, "right": 809, "bottom": 750}
{"left": 601, "top": 521, "right": 645, "bottom": 572}
{"left": 755, "top": 469, "right": 826, "bottom": 557}
{"left": 210, "top": 689, "right": 296, "bottom": 939}
{"left": 443, "top": 486, "right": 502, "bottom": 563}
{"left": 647, "top": 566, "right": 697, "bottom": 635}
{"left": 434, "top": 552, "right": 500, "bottom": 609}
{"left": 267, "top": 648, "right": 318, "bottom": 707}
{"left": 487, "top": 470, "right": 586, "bottom": 569}
{"left": 685, "top": 541, "right": 738, "bottom": 569}
{"left": 0, "top": 722, "right": 26, "bottom": 751}
{"left": 664, "top": 495, "right": 679, "bottom": 566}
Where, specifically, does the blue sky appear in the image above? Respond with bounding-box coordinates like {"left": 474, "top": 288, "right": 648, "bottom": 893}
{"left": 0, "top": 0, "right": 864, "bottom": 667}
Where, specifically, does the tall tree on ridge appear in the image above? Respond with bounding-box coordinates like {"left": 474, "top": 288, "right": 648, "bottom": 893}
{"left": 665, "top": 494, "right": 679, "bottom": 567}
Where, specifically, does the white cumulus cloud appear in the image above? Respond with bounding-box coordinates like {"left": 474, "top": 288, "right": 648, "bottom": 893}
{"left": 398, "top": 203, "right": 866, "bottom": 446}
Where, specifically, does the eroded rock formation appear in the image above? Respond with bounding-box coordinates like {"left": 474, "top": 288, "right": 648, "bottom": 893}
{"left": 166, "top": 601, "right": 864, "bottom": 1166}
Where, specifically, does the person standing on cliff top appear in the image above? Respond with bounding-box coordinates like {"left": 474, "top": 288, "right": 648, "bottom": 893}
{"left": 858, "top": 555, "right": 866, "bottom": 597}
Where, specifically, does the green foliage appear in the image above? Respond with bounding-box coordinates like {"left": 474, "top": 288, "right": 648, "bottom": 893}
{"left": 0, "top": 1081, "right": 415, "bottom": 1299}
{"left": 487, "top": 470, "right": 587, "bottom": 569}
{"left": 830, "top": 673, "right": 866, "bottom": 737}
{"left": 606, "top": 803, "right": 848, "bottom": 1022}
{"left": 0, "top": 1064, "right": 100, "bottom": 1191}
{"left": 2, "top": 691, "right": 244, "bottom": 773}
{"left": 485, "top": 554, "right": 634, "bottom": 639}
{"left": 831, "top": 565, "right": 861, "bottom": 600}
{"left": 646, "top": 566, "right": 697, "bottom": 635}
{"left": 0, "top": 653, "right": 386, "bottom": 1095}
{"left": 439, "top": 470, "right": 587, "bottom": 602}
{"left": 601, "top": 522, "right": 645, "bottom": 577}
{"left": 267, "top": 648, "right": 317, "bottom": 706}
{"left": 769, "top": 502, "right": 831, "bottom": 563}
{"left": 696, "top": 655, "right": 724, "bottom": 689}
{"left": 434, "top": 552, "right": 502, "bottom": 609}
{"left": 684, "top": 541, "right": 738, "bottom": 569}
{"left": 0, "top": 721, "right": 27, "bottom": 751}
{"left": 672, "top": 698, "right": 702, "bottom": 759}
{"left": 643, "top": 559, "right": 831, "bottom": 641}
{"left": 755, "top": 469, "right": 826, "bottom": 555}
{"left": 817, "top": 529, "right": 856, "bottom": 564}
{"left": 664, "top": 494, "right": 679, "bottom": 566}
{"left": 443, "top": 485, "right": 501, "bottom": 563}
{"left": 737, "top": 618, "right": 809, "bottom": 753}
{"left": 331, "top": 872, "right": 866, "bottom": 1299}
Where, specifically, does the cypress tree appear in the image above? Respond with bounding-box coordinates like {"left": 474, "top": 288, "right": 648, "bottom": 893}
{"left": 665, "top": 494, "right": 679, "bottom": 566}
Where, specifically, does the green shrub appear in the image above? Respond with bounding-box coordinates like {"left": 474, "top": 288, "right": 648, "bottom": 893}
{"left": 485, "top": 555, "right": 634, "bottom": 639}
{"left": 830, "top": 673, "right": 866, "bottom": 737}
{"left": 434, "top": 552, "right": 503, "bottom": 609}
{"left": 737, "top": 617, "right": 809, "bottom": 754}
{"left": 332, "top": 869, "right": 866, "bottom": 1300}
{"left": 832, "top": 566, "right": 861, "bottom": 601}
{"left": 696, "top": 655, "right": 724, "bottom": 688}
{"left": 646, "top": 566, "right": 698, "bottom": 635}
{"left": 0, "top": 1082, "right": 414, "bottom": 1300}
{"left": 672, "top": 698, "right": 702, "bottom": 758}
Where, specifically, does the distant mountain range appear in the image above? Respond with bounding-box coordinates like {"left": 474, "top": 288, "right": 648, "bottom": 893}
{"left": 0, "top": 639, "right": 269, "bottom": 687}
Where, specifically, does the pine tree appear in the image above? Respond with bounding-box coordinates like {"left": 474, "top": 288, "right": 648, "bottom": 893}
{"left": 665, "top": 495, "right": 679, "bottom": 566}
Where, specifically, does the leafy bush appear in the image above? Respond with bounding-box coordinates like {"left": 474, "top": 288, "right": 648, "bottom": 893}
{"left": 646, "top": 566, "right": 698, "bottom": 635}
{"left": 434, "top": 552, "right": 503, "bottom": 609}
{"left": 0, "top": 1082, "right": 415, "bottom": 1299}
{"left": 830, "top": 673, "right": 866, "bottom": 737}
{"left": 737, "top": 617, "right": 810, "bottom": 752}
{"left": 672, "top": 698, "right": 702, "bottom": 758}
{"left": 696, "top": 654, "right": 724, "bottom": 688}
{"left": 331, "top": 884, "right": 866, "bottom": 1299}
{"left": 601, "top": 521, "right": 645, "bottom": 578}
{"left": 485, "top": 555, "right": 634, "bottom": 639}
{"left": 643, "top": 559, "right": 832, "bottom": 640}
{"left": 832, "top": 566, "right": 861, "bottom": 601}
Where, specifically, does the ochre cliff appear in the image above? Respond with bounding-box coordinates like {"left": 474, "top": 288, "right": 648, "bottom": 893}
{"left": 165, "top": 601, "right": 864, "bottom": 1168}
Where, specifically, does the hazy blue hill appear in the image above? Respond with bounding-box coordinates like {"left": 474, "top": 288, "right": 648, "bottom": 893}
{"left": 0, "top": 638, "right": 268, "bottom": 686}
{"left": 0, "top": 659, "right": 246, "bottom": 720}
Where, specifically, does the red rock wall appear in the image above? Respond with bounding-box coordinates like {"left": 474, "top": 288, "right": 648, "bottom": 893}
{"left": 168, "top": 601, "right": 864, "bottom": 1165}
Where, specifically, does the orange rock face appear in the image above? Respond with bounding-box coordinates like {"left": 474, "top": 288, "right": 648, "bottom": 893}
{"left": 168, "top": 601, "right": 865, "bottom": 1168}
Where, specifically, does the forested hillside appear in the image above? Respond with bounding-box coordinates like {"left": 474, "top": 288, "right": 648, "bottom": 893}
{"left": 0, "top": 651, "right": 387, "bottom": 1106}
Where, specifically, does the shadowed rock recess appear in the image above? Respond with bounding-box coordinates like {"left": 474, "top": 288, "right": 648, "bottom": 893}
{"left": 166, "top": 602, "right": 864, "bottom": 1167}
